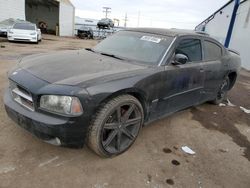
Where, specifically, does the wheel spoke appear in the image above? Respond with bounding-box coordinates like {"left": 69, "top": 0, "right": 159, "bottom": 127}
{"left": 122, "top": 104, "right": 135, "bottom": 121}
{"left": 116, "top": 106, "right": 121, "bottom": 123}
{"left": 122, "top": 127, "right": 135, "bottom": 140}
{"left": 103, "top": 130, "right": 118, "bottom": 147}
{"left": 101, "top": 101, "right": 142, "bottom": 154}
{"left": 124, "top": 117, "right": 141, "bottom": 127}
{"left": 116, "top": 131, "right": 122, "bottom": 151}
{"left": 104, "top": 123, "right": 118, "bottom": 130}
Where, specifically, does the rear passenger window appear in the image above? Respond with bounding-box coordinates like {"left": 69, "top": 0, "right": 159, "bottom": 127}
{"left": 204, "top": 41, "right": 222, "bottom": 61}
{"left": 175, "top": 39, "right": 202, "bottom": 62}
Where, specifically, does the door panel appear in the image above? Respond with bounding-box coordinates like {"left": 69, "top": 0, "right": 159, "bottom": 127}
{"left": 201, "top": 40, "right": 226, "bottom": 102}
{"left": 157, "top": 37, "right": 205, "bottom": 117}
{"left": 156, "top": 63, "right": 205, "bottom": 116}
{"left": 201, "top": 60, "right": 223, "bottom": 102}
{"left": 149, "top": 37, "right": 205, "bottom": 119}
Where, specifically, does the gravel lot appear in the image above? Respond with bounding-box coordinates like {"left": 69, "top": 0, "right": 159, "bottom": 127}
{"left": 0, "top": 35, "right": 250, "bottom": 188}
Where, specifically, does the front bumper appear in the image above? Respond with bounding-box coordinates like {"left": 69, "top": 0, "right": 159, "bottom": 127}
{"left": 8, "top": 35, "right": 37, "bottom": 42}
{"left": 4, "top": 89, "right": 87, "bottom": 148}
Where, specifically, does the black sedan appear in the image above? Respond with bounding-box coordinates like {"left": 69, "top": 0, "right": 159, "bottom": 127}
{"left": 4, "top": 28, "right": 241, "bottom": 157}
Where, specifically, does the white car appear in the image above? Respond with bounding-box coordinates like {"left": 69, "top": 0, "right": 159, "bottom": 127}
{"left": 8, "top": 22, "right": 42, "bottom": 43}
{"left": 0, "top": 19, "right": 14, "bottom": 36}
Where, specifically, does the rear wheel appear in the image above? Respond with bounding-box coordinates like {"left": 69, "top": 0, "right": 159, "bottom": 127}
{"left": 211, "top": 76, "right": 230, "bottom": 104}
{"left": 88, "top": 95, "right": 144, "bottom": 157}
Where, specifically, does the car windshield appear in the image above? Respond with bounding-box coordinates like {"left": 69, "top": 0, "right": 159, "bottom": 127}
{"left": 13, "top": 23, "right": 35, "bottom": 30}
{"left": 93, "top": 31, "right": 173, "bottom": 65}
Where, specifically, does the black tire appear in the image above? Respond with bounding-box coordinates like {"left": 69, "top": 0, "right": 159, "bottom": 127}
{"left": 87, "top": 95, "right": 144, "bottom": 157}
{"left": 211, "top": 76, "right": 230, "bottom": 105}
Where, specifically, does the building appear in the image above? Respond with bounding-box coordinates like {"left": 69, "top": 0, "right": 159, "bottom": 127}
{"left": 196, "top": 0, "right": 250, "bottom": 70}
{"left": 75, "top": 17, "right": 99, "bottom": 34}
{"left": 0, "top": 0, "right": 75, "bottom": 36}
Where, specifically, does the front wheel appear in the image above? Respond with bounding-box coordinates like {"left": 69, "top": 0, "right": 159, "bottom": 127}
{"left": 211, "top": 76, "right": 230, "bottom": 104}
{"left": 87, "top": 95, "right": 144, "bottom": 157}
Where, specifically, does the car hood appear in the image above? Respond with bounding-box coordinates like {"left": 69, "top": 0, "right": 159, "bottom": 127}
{"left": 18, "top": 50, "right": 147, "bottom": 86}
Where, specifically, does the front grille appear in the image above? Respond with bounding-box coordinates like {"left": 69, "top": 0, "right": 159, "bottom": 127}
{"left": 14, "top": 38, "right": 30, "bottom": 41}
{"left": 10, "top": 81, "right": 34, "bottom": 111}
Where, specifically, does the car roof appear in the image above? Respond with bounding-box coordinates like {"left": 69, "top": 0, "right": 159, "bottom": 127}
{"left": 124, "top": 28, "right": 209, "bottom": 37}
{"left": 14, "top": 21, "right": 34, "bottom": 25}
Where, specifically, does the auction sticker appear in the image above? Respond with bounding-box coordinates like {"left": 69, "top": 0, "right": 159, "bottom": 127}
{"left": 140, "top": 36, "right": 161, "bottom": 43}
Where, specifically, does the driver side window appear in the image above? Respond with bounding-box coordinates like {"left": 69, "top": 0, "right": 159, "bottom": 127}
{"left": 175, "top": 39, "right": 202, "bottom": 63}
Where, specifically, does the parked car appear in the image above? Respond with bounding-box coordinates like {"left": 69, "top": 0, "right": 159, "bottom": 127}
{"left": 0, "top": 18, "right": 16, "bottom": 37}
{"left": 4, "top": 28, "right": 241, "bottom": 157}
{"left": 77, "top": 26, "right": 94, "bottom": 39}
{"left": 7, "top": 22, "right": 42, "bottom": 43}
{"left": 97, "top": 18, "right": 114, "bottom": 29}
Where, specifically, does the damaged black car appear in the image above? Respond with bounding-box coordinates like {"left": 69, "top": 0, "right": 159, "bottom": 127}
{"left": 4, "top": 28, "right": 241, "bottom": 157}
{"left": 77, "top": 26, "right": 94, "bottom": 39}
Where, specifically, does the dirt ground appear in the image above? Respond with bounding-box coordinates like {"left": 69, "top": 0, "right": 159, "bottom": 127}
{"left": 0, "top": 35, "right": 249, "bottom": 188}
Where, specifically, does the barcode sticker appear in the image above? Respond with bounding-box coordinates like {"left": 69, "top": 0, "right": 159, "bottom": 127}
{"left": 140, "top": 36, "right": 161, "bottom": 43}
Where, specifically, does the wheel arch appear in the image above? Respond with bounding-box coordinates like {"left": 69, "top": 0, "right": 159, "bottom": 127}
{"left": 227, "top": 71, "right": 237, "bottom": 90}
{"left": 96, "top": 88, "right": 149, "bottom": 121}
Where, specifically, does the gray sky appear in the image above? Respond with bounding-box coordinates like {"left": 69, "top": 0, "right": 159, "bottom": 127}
{"left": 71, "top": 0, "right": 229, "bottom": 29}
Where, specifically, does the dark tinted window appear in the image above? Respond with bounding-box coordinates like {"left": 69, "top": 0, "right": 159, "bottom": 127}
{"left": 175, "top": 39, "right": 202, "bottom": 62}
{"left": 204, "top": 40, "right": 222, "bottom": 61}
{"left": 13, "top": 23, "right": 35, "bottom": 30}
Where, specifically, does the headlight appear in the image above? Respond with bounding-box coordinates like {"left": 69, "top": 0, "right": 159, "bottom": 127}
{"left": 8, "top": 31, "right": 13, "bottom": 34}
{"left": 40, "top": 95, "right": 83, "bottom": 116}
{"left": 30, "top": 32, "right": 36, "bottom": 35}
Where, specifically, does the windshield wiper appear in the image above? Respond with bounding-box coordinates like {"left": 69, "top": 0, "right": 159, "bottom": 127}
{"left": 86, "top": 48, "right": 124, "bottom": 60}
{"left": 85, "top": 48, "right": 96, "bottom": 52}
{"left": 100, "top": 52, "right": 124, "bottom": 60}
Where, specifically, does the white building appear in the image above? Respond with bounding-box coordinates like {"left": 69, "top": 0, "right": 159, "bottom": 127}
{"left": 0, "top": 0, "right": 75, "bottom": 36}
{"left": 196, "top": 0, "right": 250, "bottom": 70}
{"left": 75, "top": 17, "right": 99, "bottom": 34}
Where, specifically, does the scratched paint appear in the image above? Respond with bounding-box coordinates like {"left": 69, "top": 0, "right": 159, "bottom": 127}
{"left": 38, "top": 156, "right": 59, "bottom": 167}
{"left": 0, "top": 166, "right": 16, "bottom": 174}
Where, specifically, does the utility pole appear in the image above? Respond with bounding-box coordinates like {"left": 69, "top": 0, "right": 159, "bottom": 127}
{"left": 124, "top": 13, "right": 128, "bottom": 27}
{"left": 103, "top": 7, "right": 111, "bottom": 18}
{"left": 137, "top": 11, "right": 140, "bottom": 27}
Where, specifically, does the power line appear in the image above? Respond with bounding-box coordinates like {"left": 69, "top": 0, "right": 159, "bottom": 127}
{"left": 122, "top": 11, "right": 198, "bottom": 24}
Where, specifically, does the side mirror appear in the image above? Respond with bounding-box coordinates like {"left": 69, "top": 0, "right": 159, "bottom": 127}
{"left": 172, "top": 54, "right": 188, "bottom": 65}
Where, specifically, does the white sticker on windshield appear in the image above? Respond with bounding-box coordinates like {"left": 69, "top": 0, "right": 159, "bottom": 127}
{"left": 140, "top": 36, "right": 161, "bottom": 43}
